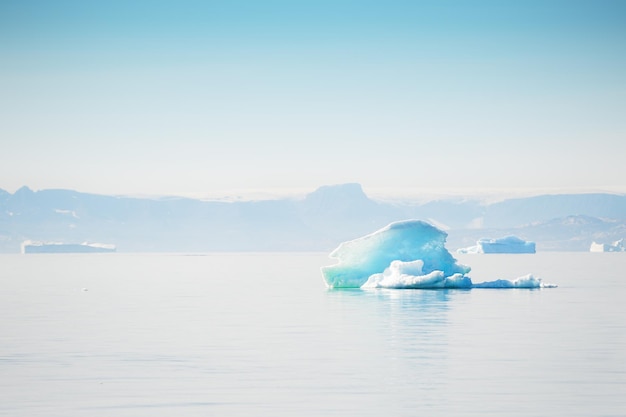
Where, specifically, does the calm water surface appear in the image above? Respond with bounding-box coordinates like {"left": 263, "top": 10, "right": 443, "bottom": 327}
{"left": 1, "top": 252, "right": 625, "bottom": 416}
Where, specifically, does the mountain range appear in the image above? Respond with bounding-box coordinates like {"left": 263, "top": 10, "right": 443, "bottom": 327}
{"left": 1, "top": 183, "right": 625, "bottom": 253}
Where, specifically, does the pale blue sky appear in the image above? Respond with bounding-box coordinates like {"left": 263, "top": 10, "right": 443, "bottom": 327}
{"left": 1, "top": 0, "right": 625, "bottom": 197}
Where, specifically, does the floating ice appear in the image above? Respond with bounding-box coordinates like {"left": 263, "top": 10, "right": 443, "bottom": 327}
{"left": 361, "top": 259, "right": 473, "bottom": 289}
{"left": 321, "top": 220, "right": 555, "bottom": 289}
{"left": 321, "top": 220, "right": 470, "bottom": 288}
{"left": 590, "top": 239, "right": 625, "bottom": 252}
{"left": 472, "top": 274, "right": 557, "bottom": 288}
{"left": 21, "top": 240, "right": 116, "bottom": 254}
{"left": 457, "top": 236, "right": 536, "bottom": 254}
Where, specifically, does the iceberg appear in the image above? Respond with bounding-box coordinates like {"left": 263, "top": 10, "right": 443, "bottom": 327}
{"left": 471, "top": 274, "right": 553, "bottom": 288}
{"left": 321, "top": 220, "right": 471, "bottom": 289}
{"left": 590, "top": 239, "right": 626, "bottom": 252}
{"left": 21, "top": 240, "right": 116, "bottom": 254}
{"left": 457, "top": 236, "right": 536, "bottom": 254}
{"left": 321, "top": 220, "right": 555, "bottom": 289}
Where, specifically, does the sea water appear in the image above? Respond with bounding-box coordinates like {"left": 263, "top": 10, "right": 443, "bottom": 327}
{"left": 1, "top": 252, "right": 625, "bottom": 416}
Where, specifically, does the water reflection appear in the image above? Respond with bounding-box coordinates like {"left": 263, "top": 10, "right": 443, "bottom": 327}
{"left": 328, "top": 290, "right": 452, "bottom": 354}
{"left": 323, "top": 288, "right": 471, "bottom": 411}
{"left": 325, "top": 287, "right": 456, "bottom": 314}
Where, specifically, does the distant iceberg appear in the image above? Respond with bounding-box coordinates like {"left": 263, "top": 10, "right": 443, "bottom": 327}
{"left": 21, "top": 240, "right": 116, "bottom": 254}
{"left": 590, "top": 239, "right": 625, "bottom": 252}
{"left": 321, "top": 220, "right": 554, "bottom": 289}
{"left": 457, "top": 236, "right": 536, "bottom": 254}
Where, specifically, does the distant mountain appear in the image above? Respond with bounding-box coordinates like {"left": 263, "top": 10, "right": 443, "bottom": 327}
{"left": 516, "top": 215, "right": 626, "bottom": 251}
{"left": 446, "top": 215, "right": 626, "bottom": 252}
{"left": 481, "top": 194, "right": 626, "bottom": 228}
{"left": 1, "top": 184, "right": 625, "bottom": 253}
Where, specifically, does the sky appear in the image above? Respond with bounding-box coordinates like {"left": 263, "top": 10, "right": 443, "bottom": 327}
{"left": 1, "top": 0, "right": 625, "bottom": 199}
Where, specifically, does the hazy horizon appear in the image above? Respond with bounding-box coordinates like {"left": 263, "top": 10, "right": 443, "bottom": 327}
{"left": 2, "top": 1, "right": 625, "bottom": 197}
{"left": 3, "top": 182, "right": 626, "bottom": 205}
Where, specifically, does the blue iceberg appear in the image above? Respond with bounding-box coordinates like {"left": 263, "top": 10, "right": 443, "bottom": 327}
{"left": 321, "top": 220, "right": 555, "bottom": 289}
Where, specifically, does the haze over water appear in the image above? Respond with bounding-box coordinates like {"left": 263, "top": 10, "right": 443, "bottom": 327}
{"left": 1, "top": 252, "right": 625, "bottom": 416}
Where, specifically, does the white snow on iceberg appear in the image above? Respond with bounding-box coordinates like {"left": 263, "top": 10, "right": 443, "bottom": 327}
{"left": 361, "top": 259, "right": 472, "bottom": 289}
{"left": 457, "top": 236, "right": 536, "bottom": 254}
{"left": 321, "top": 220, "right": 555, "bottom": 289}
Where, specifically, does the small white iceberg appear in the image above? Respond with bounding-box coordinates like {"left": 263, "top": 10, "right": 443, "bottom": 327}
{"left": 590, "top": 239, "right": 625, "bottom": 252}
{"left": 457, "top": 236, "right": 536, "bottom": 254}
